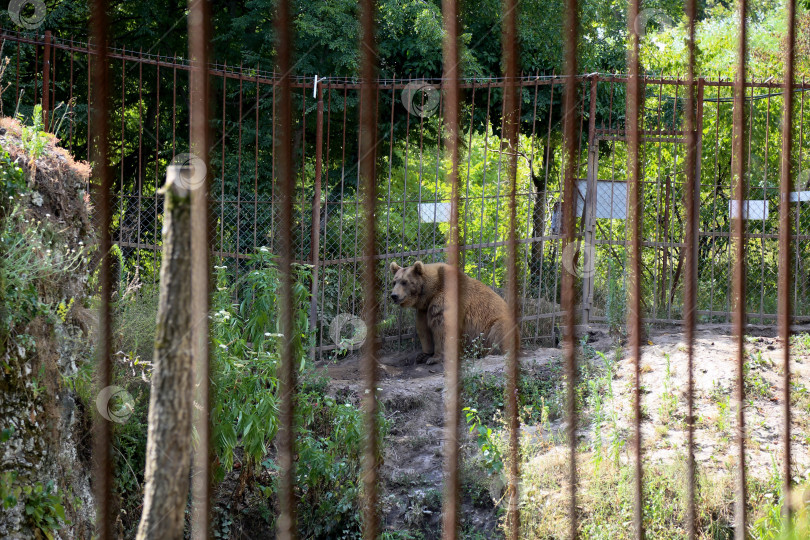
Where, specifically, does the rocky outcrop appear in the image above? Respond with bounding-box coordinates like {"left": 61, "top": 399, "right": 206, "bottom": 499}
{"left": 0, "top": 117, "right": 96, "bottom": 539}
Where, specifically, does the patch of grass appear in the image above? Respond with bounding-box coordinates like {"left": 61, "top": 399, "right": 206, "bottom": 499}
{"left": 517, "top": 452, "right": 765, "bottom": 538}
{"left": 658, "top": 353, "right": 679, "bottom": 426}
{"left": 745, "top": 351, "right": 774, "bottom": 400}
{"left": 790, "top": 333, "right": 810, "bottom": 358}
{"left": 461, "top": 359, "right": 564, "bottom": 426}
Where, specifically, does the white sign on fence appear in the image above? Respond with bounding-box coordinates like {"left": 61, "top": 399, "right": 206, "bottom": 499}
{"left": 729, "top": 199, "right": 768, "bottom": 220}
{"left": 789, "top": 191, "right": 810, "bottom": 202}
{"left": 418, "top": 202, "right": 451, "bottom": 223}
{"left": 575, "top": 180, "right": 628, "bottom": 219}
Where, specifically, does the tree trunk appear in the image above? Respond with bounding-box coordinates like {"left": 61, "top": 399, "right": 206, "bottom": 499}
{"left": 136, "top": 169, "right": 193, "bottom": 540}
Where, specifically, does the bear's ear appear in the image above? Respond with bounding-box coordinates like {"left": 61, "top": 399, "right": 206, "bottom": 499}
{"left": 390, "top": 262, "right": 401, "bottom": 274}
{"left": 413, "top": 261, "right": 424, "bottom": 275}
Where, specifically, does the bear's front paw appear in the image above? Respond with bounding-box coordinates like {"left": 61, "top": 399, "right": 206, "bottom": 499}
{"left": 425, "top": 355, "right": 443, "bottom": 365}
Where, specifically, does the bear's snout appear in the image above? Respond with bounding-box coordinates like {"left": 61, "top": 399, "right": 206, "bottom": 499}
{"left": 390, "top": 292, "right": 400, "bottom": 303}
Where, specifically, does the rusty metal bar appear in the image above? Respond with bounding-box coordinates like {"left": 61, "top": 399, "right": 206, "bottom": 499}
{"left": 220, "top": 70, "right": 226, "bottom": 258}
{"left": 300, "top": 85, "right": 308, "bottom": 258}
{"left": 626, "top": 0, "right": 644, "bottom": 533}
{"left": 562, "top": 0, "right": 580, "bottom": 534}
{"left": 318, "top": 85, "right": 333, "bottom": 361}
{"left": 502, "top": 0, "right": 521, "bottom": 535}
{"left": 731, "top": 0, "right": 749, "bottom": 534}
{"left": 440, "top": 0, "right": 461, "bottom": 536}
{"left": 69, "top": 41, "right": 74, "bottom": 152}
{"left": 154, "top": 62, "right": 161, "bottom": 276}
{"left": 236, "top": 67, "right": 243, "bottom": 287}
{"left": 381, "top": 78, "right": 397, "bottom": 354}
{"left": 359, "top": 0, "right": 380, "bottom": 537}
{"left": 684, "top": 0, "right": 699, "bottom": 532}
{"left": 188, "top": 0, "right": 212, "bottom": 535}
{"left": 42, "top": 30, "right": 50, "bottom": 129}
{"left": 275, "top": 0, "right": 297, "bottom": 536}
{"left": 254, "top": 70, "right": 260, "bottom": 251}
{"left": 118, "top": 58, "right": 126, "bottom": 240}
{"left": 779, "top": 0, "right": 797, "bottom": 523}
{"left": 136, "top": 50, "right": 143, "bottom": 272}
{"left": 89, "top": 0, "right": 112, "bottom": 537}
{"left": 309, "top": 83, "right": 324, "bottom": 362}
{"left": 477, "top": 83, "right": 492, "bottom": 280}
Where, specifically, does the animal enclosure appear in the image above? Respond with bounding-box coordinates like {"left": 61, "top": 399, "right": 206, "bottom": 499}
{"left": 3, "top": 30, "right": 810, "bottom": 357}
{"left": 1, "top": 0, "right": 808, "bottom": 533}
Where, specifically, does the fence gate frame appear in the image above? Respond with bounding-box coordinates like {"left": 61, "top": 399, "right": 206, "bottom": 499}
{"left": 580, "top": 78, "right": 706, "bottom": 325}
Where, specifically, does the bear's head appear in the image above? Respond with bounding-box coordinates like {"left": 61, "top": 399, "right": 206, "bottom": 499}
{"left": 389, "top": 261, "right": 425, "bottom": 308}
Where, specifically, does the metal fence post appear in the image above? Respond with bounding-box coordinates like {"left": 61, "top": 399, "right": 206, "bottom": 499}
{"left": 582, "top": 75, "right": 598, "bottom": 325}
{"left": 42, "top": 30, "right": 50, "bottom": 129}
{"left": 309, "top": 80, "right": 324, "bottom": 362}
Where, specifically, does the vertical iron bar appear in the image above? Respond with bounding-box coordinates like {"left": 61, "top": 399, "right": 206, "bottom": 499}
{"left": 236, "top": 68, "right": 243, "bottom": 286}
{"left": 136, "top": 50, "right": 143, "bottom": 268}
{"left": 309, "top": 83, "right": 324, "bottom": 362}
{"left": 582, "top": 76, "right": 598, "bottom": 324}
{"left": 119, "top": 58, "right": 125, "bottom": 240}
{"left": 794, "top": 78, "right": 805, "bottom": 308}
{"left": 172, "top": 56, "right": 177, "bottom": 160}
{"left": 300, "top": 86, "right": 307, "bottom": 258}
{"left": 684, "top": 0, "right": 699, "bottom": 533}
{"left": 440, "top": 0, "right": 461, "bottom": 537}
{"left": 502, "top": 1, "right": 521, "bottom": 538}
{"left": 382, "top": 80, "right": 396, "bottom": 355}
{"left": 779, "top": 0, "right": 796, "bottom": 524}
{"left": 399, "top": 80, "right": 410, "bottom": 349}
{"left": 562, "top": 0, "right": 580, "bottom": 536}
{"left": 42, "top": 30, "right": 50, "bottom": 129}
{"left": 541, "top": 78, "right": 555, "bottom": 336}
{"left": 254, "top": 70, "right": 259, "bottom": 252}
{"left": 50, "top": 43, "right": 55, "bottom": 128}
{"left": 15, "top": 41, "right": 19, "bottom": 111}
{"left": 336, "top": 85, "right": 347, "bottom": 325}
{"left": 462, "top": 83, "right": 477, "bottom": 273}
{"left": 626, "top": 0, "right": 644, "bottom": 533}
{"left": 220, "top": 70, "right": 226, "bottom": 258}
{"left": 154, "top": 62, "right": 160, "bottom": 278}
{"left": 89, "top": 0, "right": 112, "bottom": 537}
{"left": 69, "top": 42, "right": 73, "bottom": 153}
{"left": 188, "top": 0, "right": 212, "bottom": 536}
{"left": 477, "top": 83, "right": 493, "bottom": 281}
{"left": 762, "top": 88, "right": 772, "bottom": 322}
{"left": 318, "top": 85, "right": 333, "bottom": 361}
{"left": 271, "top": 70, "right": 276, "bottom": 253}
{"left": 731, "top": 0, "right": 749, "bottom": 534}
{"left": 359, "top": 0, "right": 380, "bottom": 537}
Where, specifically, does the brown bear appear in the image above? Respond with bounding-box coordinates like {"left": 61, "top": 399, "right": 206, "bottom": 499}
{"left": 389, "top": 261, "right": 517, "bottom": 365}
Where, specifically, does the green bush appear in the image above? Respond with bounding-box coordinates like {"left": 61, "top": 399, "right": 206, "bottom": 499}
{"left": 209, "top": 249, "right": 382, "bottom": 536}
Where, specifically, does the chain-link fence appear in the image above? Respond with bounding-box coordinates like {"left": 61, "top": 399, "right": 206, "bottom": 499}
{"left": 3, "top": 29, "right": 809, "bottom": 361}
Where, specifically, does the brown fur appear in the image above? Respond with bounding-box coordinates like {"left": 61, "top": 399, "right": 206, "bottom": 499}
{"left": 389, "top": 261, "right": 517, "bottom": 365}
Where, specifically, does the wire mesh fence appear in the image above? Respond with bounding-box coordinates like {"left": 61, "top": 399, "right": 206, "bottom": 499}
{"left": 3, "top": 27, "right": 809, "bottom": 362}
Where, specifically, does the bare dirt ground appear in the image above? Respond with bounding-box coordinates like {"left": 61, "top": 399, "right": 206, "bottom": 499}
{"left": 324, "top": 325, "right": 810, "bottom": 536}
